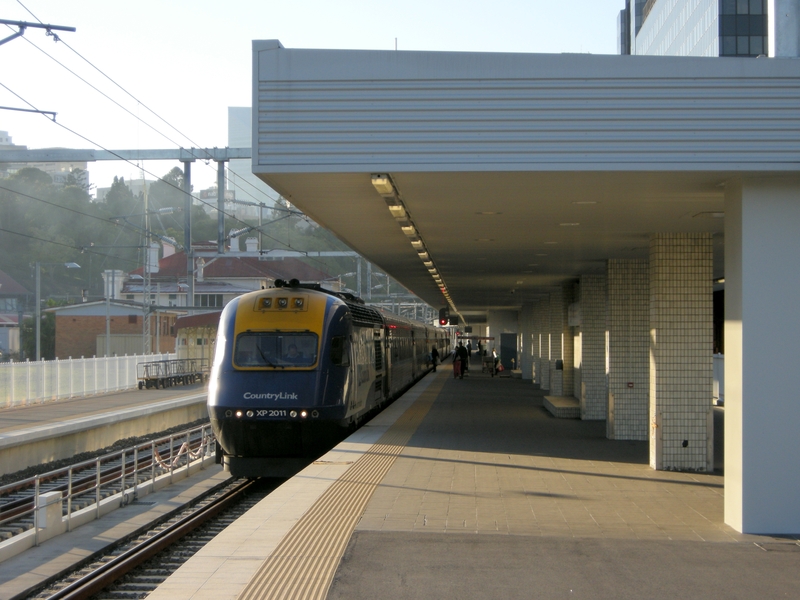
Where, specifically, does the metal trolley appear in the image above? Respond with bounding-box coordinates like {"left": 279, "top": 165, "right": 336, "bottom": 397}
{"left": 136, "top": 358, "right": 208, "bottom": 389}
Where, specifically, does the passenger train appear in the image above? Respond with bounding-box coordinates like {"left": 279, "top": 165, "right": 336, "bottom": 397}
{"left": 208, "top": 279, "right": 451, "bottom": 477}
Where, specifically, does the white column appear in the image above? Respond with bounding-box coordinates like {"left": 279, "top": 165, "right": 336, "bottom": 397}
{"left": 724, "top": 177, "right": 800, "bottom": 534}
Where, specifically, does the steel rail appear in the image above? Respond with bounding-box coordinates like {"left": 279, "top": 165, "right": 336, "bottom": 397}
{"left": 44, "top": 478, "right": 255, "bottom": 600}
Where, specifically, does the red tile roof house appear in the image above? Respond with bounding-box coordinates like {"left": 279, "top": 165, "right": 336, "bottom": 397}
{"left": 123, "top": 241, "right": 335, "bottom": 309}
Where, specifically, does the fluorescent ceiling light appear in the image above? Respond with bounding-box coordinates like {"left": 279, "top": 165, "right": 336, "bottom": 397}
{"left": 388, "top": 205, "right": 406, "bottom": 219}
{"left": 411, "top": 240, "right": 424, "bottom": 250}
{"left": 371, "top": 174, "right": 394, "bottom": 196}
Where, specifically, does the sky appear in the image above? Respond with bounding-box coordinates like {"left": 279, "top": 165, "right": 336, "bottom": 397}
{"left": 1, "top": 0, "right": 626, "bottom": 194}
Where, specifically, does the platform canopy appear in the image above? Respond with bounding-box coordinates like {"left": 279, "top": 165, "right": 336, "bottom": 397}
{"left": 251, "top": 40, "right": 800, "bottom": 319}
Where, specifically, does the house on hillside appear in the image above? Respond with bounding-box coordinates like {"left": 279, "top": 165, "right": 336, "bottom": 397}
{"left": 123, "top": 240, "right": 334, "bottom": 308}
{"left": 0, "top": 269, "right": 30, "bottom": 359}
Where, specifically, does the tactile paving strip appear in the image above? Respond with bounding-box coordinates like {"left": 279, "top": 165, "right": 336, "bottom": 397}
{"left": 239, "top": 375, "right": 446, "bottom": 600}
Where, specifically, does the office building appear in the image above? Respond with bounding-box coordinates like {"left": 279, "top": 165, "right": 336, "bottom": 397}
{"left": 618, "top": 0, "right": 799, "bottom": 57}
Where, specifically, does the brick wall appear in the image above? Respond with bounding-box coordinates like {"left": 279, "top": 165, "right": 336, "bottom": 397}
{"left": 56, "top": 314, "right": 176, "bottom": 358}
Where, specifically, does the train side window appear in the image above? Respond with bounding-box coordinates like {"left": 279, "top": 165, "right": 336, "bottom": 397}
{"left": 331, "top": 336, "right": 350, "bottom": 367}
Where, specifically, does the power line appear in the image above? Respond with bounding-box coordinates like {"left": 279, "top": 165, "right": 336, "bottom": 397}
{"left": 0, "top": 225, "right": 142, "bottom": 268}
{"left": 12, "top": 2, "right": 284, "bottom": 209}
{"left": 0, "top": 183, "right": 122, "bottom": 226}
{"left": 5, "top": 6, "right": 346, "bottom": 274}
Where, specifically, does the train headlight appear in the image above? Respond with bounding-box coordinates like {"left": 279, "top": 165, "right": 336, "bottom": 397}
{"left": 246, "top": 410, "right": 254, "bottom": 418}
{"left": 260, "top": 298, "right": 272, "bottom": 309}
{"left": 290, "top": 410, "right": 297, "bottom": 418}
{"left": 235, "top": 410, "right": 243, "bottom": 418}
{"left": 225, "top": 410, "right": 232, "bottom": 417}
{"left": 293, "top": 298, "right": 304, "bottom": 308}
{"left": 311, "top": 410, "right": 319, "bottom": 418}
{"left": 278, "top": 298, "right": 288, "bottom": 308}
{"left": 300, "top": 410, "right": 308, "bottom": 418}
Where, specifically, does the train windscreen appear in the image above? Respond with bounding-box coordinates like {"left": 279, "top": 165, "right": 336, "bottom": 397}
{"left": 234, "top": 332, "right": 319, "bottom": 368}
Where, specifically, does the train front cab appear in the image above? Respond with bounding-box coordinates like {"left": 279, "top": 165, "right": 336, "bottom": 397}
{"left": 209, "top": 289, "right": 354, "bottom": 477}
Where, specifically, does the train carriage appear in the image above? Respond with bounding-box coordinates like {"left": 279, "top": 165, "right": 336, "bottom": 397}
{"left": 208, "top": 279, "right": 449, "bottom": 477}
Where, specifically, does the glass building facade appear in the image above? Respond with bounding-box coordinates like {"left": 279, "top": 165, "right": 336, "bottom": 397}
{"left": 621, "top": 0, "right": 769, "bottom": 57}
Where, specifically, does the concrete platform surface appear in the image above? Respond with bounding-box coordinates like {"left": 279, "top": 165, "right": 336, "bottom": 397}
{"left": 148, "top": 370, "right": 800, "bottom": 600}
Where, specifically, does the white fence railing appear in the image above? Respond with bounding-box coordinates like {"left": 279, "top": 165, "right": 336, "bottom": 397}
{"left": 0, "top": 353, "right": 176, "bottom": 409}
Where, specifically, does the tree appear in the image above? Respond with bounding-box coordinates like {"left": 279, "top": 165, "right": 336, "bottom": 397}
{"left": 19, "top": 302, "right": 56, "bottom": 361}
{"left": 149, "top": 167, "right": 191, "bottom": 212}
{"left": 105, "top": 176, "right": 141, "bottom": 216}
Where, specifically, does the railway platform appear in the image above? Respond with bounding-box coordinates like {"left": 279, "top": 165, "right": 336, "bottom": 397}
{"left": 0, "top": 385, "right": 208, "bottom": 476}
{"left": 148, "top": 365, "right": 800, "bottom": 600}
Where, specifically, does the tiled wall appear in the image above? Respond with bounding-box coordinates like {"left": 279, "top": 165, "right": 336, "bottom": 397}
{"left": 580, "top": 274, "right": 608, "bottom": 420}
{"left": 607, "top": 260, "right": 650, "bottom": 440}
{"left": 649, "top": 233, "right": 713, "bottom": 470}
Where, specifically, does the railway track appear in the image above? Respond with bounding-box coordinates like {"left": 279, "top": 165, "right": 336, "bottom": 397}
{"left": 0, "top": 424, "right": 215, "bottom": 544}
{"left": 27, "top": 477, "right": 278, "bottom": 600}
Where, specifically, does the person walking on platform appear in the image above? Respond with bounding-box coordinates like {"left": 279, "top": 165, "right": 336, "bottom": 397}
{"left": 431, "top": 345, "right": 439, "bottom": 372}
{"left": 454, "top": 342, "right": 469, "bottom": 379}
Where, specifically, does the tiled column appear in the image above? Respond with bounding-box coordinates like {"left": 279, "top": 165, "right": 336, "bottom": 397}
{"left": 520, "top": 303, "right": 534, "bottom": 380}
{"left": 607, "top": 260, "right": 649, "bottom": 441}
{"left": 539, "top": 297, "right": 551, "bottom": 390}
{"left": 548, "top": 291, "right": 564, "bottom": 395}
{"left": 571, "top": 282, "right": 582, "bottom": 403}
{"left": 561, "top": 283, "right": 575, "bottom": 397}
{"left": 649, "top": 233, "right": 713, "bottom": 471}
{"left": 724, "top": 177, "right": 800, "bottom": 533}
{"left": 531, "top": 299, "right": 544, "bottom": 385}
{"left": 580, "top": 274, "right": 608, "bottom": 420}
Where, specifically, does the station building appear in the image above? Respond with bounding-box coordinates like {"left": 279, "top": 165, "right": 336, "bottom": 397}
{"left": 248, "top": 37, "right": 800, "bottom": 534}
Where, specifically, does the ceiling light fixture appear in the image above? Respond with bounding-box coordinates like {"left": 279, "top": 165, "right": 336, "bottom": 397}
{"left": 371, "top": 174, "right": 395, "bottom": 196}
{"left": 371, "top": 173, "right": 460, "bottom": 323}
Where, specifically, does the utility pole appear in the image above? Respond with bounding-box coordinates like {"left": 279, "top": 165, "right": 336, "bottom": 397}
{"left": 143, "top": 175, "right": 151, "bottom": 355}
{"left": 217, "top": 160, "right": 226, "bottom": 254}
{"left": 182, "top": 160, "right": 195, "bottom": 307}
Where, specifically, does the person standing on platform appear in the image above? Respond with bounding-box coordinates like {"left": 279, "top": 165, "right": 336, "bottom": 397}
{"left": 431, "top": 345, "right": 439, "bottom": 372}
